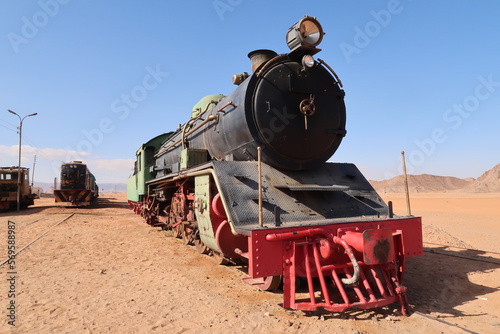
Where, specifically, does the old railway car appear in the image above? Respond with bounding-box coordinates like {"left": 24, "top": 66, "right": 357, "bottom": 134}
{"left": 54, "top": 161, "right": 99, "bottom": 206}
{"left": 127, "top": 16, "right": 423, "bottom": 314}
{"left": 0, "top": 166, "right": 35, "bottom": 210}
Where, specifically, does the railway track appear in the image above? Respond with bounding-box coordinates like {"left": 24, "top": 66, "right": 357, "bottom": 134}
{"left": 0, "top": 196, "right": 497, "bottom": 333}
{"left": 0, "top": 211, "right": 76, "bottom": 266}
{"left": 423, "top": 241, "right": 500, "bottom": 265}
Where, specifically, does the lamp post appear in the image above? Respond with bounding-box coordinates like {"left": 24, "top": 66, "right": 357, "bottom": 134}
{"left": 7, "top": 109, "right": 38, "bottom": 213}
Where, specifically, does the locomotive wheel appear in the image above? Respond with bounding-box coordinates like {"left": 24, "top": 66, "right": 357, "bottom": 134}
{"left": 182, "top": 225, "right": 194, "bottom": 245}
{"left": 170, "top": 208, "right": 182, "bottom": 238}
{"left": 162, "top": 205, "right": 172, "bottom": 231}
{"left": 194, "top": 238, "right": 210, "bottom": 254}
{"left": 172, "top": 223, "right": 182, "bottom": 238}
{"left": 212, "top": 251, "right": 230, "bottom": 265}
{"left": 256, "top": 275, "right": 282, "bottom": 291}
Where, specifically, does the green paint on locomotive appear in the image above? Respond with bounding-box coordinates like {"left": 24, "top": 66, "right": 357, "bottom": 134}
{"left": 191, "top": 94, "right": 225, "bottom": 118}
{"left": 194, "top": 175, "right": 221, "bottom": 252}
{"left": 180, "top": 148, "right": 209, "bottom": 170}
{"left": 127, "top": 132, "right": 174, "bottom": 203}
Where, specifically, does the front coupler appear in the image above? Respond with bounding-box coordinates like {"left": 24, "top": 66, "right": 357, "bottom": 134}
{"left": 248, "top": 219, "right": 422, "bottom": 315}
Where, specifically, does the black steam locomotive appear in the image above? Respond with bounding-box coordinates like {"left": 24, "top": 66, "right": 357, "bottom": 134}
{"left": 128, "top": 16, "right": 423, "bottom": 314}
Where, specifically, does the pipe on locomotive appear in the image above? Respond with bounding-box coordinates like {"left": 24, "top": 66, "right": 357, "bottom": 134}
{"left": 265, "top": 228, "right": 361, "bottom": 285}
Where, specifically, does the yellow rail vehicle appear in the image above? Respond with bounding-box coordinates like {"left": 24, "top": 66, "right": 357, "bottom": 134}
{"left": 0, "top": 167, "right": 35, "bottom": 211}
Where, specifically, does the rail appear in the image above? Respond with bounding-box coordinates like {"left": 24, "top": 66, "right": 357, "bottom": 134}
{"left": 0, "top": 212, "right": 75, "bottom": 267}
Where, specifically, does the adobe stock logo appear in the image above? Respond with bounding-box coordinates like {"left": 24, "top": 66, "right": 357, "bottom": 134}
{"left": 212, "top": 0, "right": 245, "bottom": 21}
{"left": 7, "top": 0, "right": 73, "bottom": 54}
{"left": 258, "top": 106, "right": 297, "bottom": 143}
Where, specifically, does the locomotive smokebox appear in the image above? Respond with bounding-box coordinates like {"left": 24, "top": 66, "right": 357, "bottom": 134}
{"left": 248, "top": 49, "right": 278, "bottom": 72}
{"left": 154, "top": 16, "right": 347, "bottom": 172}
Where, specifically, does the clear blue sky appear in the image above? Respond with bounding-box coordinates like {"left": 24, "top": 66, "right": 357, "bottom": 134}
{"left": 1, "top": 0, "right": 499, "bottom": 184}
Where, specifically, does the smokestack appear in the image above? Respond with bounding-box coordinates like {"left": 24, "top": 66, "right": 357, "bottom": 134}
{"left": 248, "top": 49, "right": 278, "bottom": 73}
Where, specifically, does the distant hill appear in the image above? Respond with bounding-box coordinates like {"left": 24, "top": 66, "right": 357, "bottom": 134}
{"left": 370, "top": 163, "right": 500, "bottom": 193}
{"left": 370, "top": 174, "right": 473, "bottom": 193}
{"left": 33, "top": 164, "right": 500, "bottom": 195}
{"left": 460, "top": 163, "right": 500, "bottom": 193}
{"left": 34, "top": 181, "right": 127, "bottom": 193}
{"left": 33, "top": 182, "right": 55, "bottom": 194}
{"left": 99, "top": 183, "right": 127, "bottom": 193}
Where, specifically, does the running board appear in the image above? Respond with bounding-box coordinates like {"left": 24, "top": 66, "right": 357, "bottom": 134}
{"left": 275, "top": 184, "right": 350, "bottom": 191}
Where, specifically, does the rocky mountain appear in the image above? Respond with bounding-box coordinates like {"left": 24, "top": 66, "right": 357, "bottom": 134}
{"left": 370, "top": 163, "right": 500, "bottom": 193}
{"left": 459, "top": 163, "right": 500, "bottom": 193}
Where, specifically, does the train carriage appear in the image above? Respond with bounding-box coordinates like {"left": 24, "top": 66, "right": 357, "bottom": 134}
{"left": 128, "top": 16, "right": 423, "bottom": 314}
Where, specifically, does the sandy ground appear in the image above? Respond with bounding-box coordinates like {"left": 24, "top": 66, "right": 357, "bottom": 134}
{"left": 0, "top": 192, "right": 499, "bottom": 334}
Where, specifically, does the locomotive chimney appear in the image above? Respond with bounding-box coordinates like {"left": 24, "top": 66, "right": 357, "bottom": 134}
{"left": 248, "top": 49, "right": 278, "bottom": 73}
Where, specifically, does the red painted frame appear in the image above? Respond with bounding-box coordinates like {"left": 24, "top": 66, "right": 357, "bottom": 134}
{"left": 248, "top": 217, "right": 423, "bottom": 314}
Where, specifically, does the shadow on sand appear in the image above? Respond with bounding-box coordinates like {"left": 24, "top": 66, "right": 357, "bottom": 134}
{"left": 229, "top": 244, "right": 499, "bottom": 324}
{"left": 405, "top": 246, "right": 499, "bottom": 317}
{"left": 94, "top": 196, "right": 130, "bottom": 209}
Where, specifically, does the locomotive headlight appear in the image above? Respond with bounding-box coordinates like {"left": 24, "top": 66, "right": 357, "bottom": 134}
{"left": 286, "top": 16, "right": 324, "bottom": 52}
{"left": 302, "top": 54, "right": 315, "bottom": 68}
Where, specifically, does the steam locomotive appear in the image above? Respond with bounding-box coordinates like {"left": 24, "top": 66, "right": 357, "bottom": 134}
{"left": 127, "top": 16, "right": 423, "bottom": 314}
{"left": 54, "top": 161, "right": 99, "bottom": 206}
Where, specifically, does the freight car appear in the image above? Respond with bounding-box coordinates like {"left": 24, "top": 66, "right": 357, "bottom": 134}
{"left": 0, "top": 166, "right": 35, "bottom": 210}
{"left": 54, "top": 161, "right": 99, "bottom": 206}
{"left": 127, "top": 16, "right": 423, "bottom": 314}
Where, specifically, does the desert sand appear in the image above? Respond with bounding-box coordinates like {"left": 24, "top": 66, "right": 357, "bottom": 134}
{"left": 0, "top": 192, "right": 499, "bottom": 334}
